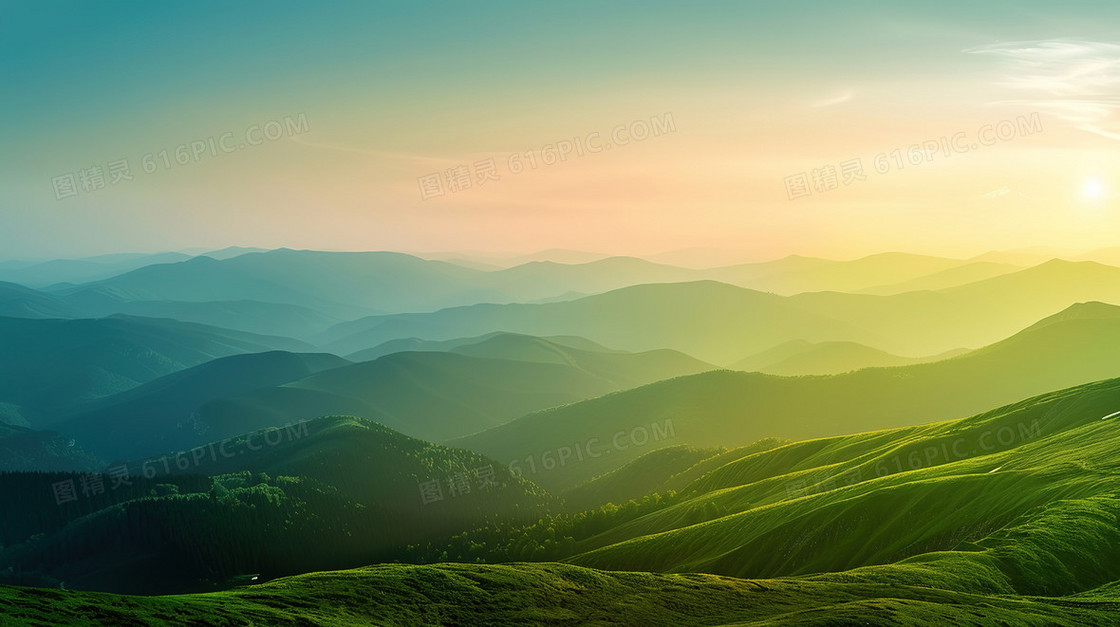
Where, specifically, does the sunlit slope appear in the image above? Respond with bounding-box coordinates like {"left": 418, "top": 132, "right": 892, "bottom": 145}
{"left": 789, "top": 259, "right": 1120, "bottom": 355}
{"left": 567, "top": 378, "right": 1120, "bottom": 588}
{"left": 452, "top": 303, "right": 1120, "bottom": 491}
{"left": 857, "top": 260, "right": 1020, "bottom": 295}
{"left": 325, "top": 260, "right": 1120, "bottom": 363}
{"left": 732, "top": 340, "right": 954, "bottom": 375}
{"left": 702, "top": 252, "right": 969, "bottom": 295}
{"left": 561, "top": 445, "right": 726, "bottom": 512}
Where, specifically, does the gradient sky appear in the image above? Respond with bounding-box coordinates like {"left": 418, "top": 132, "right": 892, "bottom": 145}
{"left": 2, "top": 1, "right": 1119, "bottom": 261}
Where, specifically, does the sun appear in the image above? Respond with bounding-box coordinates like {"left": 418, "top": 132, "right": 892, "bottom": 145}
{"left": 1082, "top": 178, "right": 1105, "bottom": 200}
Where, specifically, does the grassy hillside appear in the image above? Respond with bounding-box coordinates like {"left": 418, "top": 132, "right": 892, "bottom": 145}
{"left": 561, "top": 445, "right": 726, "bottom": 512}
{"left": 2, "top": 562, "right": 1118, "bottom": 625}
{"left": 566, "top": 377, "right": 1120, "bottom": 583}
{"left": 452, "top": 303, "right": 1120, "bottom": 491}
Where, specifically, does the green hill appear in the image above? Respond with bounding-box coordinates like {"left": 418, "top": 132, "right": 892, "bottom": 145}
{"left": 788, "top": 259, "right": 1120, "bottom": 355}
{"left": 2, "top": 561, "right": 1118, "bottom": 625}
{"left": 732, "top": 340, "right": 959, "bottom": 375}
{"left": 0, "top": 416, "right": 553, "bottom": 594}
{"left": 323, "top": 259, "right": 1120, "bottom": 363}
{"left": 0, "top": 252, "right": 192, "bottom": 288}
{"left": 85, "top": 299, "right": 343, "bottom": 340}
{"left": 0, "top": 315, "right": 317, "bottom": 426}
{"left": 452, "top": 303, "right": 1120, "bottom": 491}
{"left": 0, "top": 282, "right": 75, "bottom": 318}
{"left": 321, "top": 281, "right": 876, "bottom": 364}
{"left": 702, "top": 252, "right": 970, "bottom": 295}
{"left": 346, "top": 332, "right": 622, "bottom": 363}
{"left": 54, "top": 351, "right": 351, "bottom": 462}
{"left": 0, "top": 424, "right": 103, "bottom": 472}
{"left": 561, "top": 445, "right": 726, "bottom": 512}
{"left": 565, "top": 377, "right": 1120, "bottom": 585}
{"left": 858, "top": 260, "right": 1021, "bottom": 295}
{"left": 192, "top": 337, "right": 714, "bottom": 446}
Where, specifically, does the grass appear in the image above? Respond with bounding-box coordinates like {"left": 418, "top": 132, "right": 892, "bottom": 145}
{"left": 2, "top": 562, "right": 1120, "bottom": 626}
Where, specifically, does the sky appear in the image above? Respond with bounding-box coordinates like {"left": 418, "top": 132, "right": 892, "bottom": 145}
{"left": 2, "top": 1, "right": 1119, "bottom": 261}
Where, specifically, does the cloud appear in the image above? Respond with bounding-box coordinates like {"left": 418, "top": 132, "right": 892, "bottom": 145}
{"left": 980, "top": 186, "right": 1011, "bottom": 199}
{"left": 289, "top": 136, "right": 448, "bottom": 165}
{"left": 967, "top": 40, "right": 1120, "bottom": 140}
{"left": 809, "top": 90, "right": 854, "bottom": 108}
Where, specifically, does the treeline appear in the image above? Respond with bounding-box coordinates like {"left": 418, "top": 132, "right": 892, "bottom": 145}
{"left": 0, "top": 472, "right": 403, "bottom": 594}
{"left": 0, "top": 470, "right": 210, "bottom": 548}
{"left": 0, "top": 467, "right": 556, "bottom": 595}
{"left": 403, "top": 491, "right": 680, "bottom": 564}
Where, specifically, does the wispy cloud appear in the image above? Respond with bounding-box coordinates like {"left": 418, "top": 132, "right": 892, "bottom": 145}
{"left": 980, "top": 186, "right": 1011, "bottom": 199}
{"left": 809, "top": 90, "right": 854, "bottom": 108}
{"left": 968, "top": 40, "right": 1120, "bottom": 140}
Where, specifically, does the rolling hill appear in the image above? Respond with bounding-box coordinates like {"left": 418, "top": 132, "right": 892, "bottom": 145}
{"left": 346, "top": 332, "right": 621, "bottom": 363}
{"left": 857, "top": 260, "right": 1021, "bottom": 295}
{"left": 0, "top": 315, "right": 317, "bottom": 427}
{"left": 54, "top": 351, "right": 351, "bottom": 462}
{"left": 4, "top": 561, "right": 1118, "bottom": 625}
{"left": 0, "top": 416, "right": 553, "bottom": 594}
{"left": 0, "top": 252, "right": 192, "bottom": 288}
{"left": 731, "top": 340, "right": 964, "bottom": 375}
{"left": 788, "top": 259, "right": 1120, "bottom": 355}
{"left": 451, "top": 302, "right": 1120, "bottom": 491}
{"left": 0, "top": 424, "right": 103, "bottom": 472}
{"left": 76, "top": 299, "right": 343, "bottom": 340}
{"left": 184, "top": 335, "right": 715, "bottom": 450}
{"left": 319, "top": 281, "right": 879, "bottom": 364}
{"left": 321, "top": 259, "right": 1120, "bottom": 363}
{"left": 565, "top": 377, "right": 1120, "bottom": 585}
{"left": 0, "top": 282, "right": 75, "bottom": 318}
